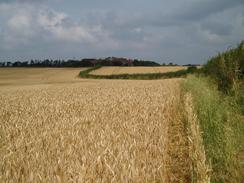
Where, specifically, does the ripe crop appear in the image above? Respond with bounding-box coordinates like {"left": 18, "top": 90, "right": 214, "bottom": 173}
{"left": 0, "top": 68, "right": 87, "bottom": 86}
{"left": 0, "top": 68, "right": 184, "bottom": 182}
{"left": 90, "top": 66, "right": 187, "bottom": 75}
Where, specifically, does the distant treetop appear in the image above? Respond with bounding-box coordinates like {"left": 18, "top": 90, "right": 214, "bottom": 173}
{"left": 0, "top": 57, "right": 180, "bottom": 67}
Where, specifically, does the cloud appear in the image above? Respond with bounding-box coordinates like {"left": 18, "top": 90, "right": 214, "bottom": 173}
{"left": 171, "top": 0, "right": 243, "bottom": 21}
{"left": 0, "top": 0, "right": 46, "bottom": 3}
{"left": 37, "top": 9, "right": 96, "bottom": 43}
{"left": 0, "top": 4, "right": 104, "bottom": 49}
{"left": 130, "top": 0, "right": 244, "bottom": 28}
{"left": 0, "top": 0, "right": 244, "bottom": 64}
{"left": 200, "top": 22, "right": 232, "bottom": 36}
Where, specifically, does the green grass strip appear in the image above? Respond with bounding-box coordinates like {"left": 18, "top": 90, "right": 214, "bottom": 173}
{"left": 182, "top": 76, "right": 244, "bottom": 183}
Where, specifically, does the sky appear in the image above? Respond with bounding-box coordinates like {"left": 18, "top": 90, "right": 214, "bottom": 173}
{"left": 0, "top": 0, "right": 243, "bottom": 64}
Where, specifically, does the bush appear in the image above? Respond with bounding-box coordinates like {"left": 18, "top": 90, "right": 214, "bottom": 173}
{"left": 204, "top": 41, "right": 244, "bottom": 93}
{"left": 187, "top": 66, "right": 198, "bottom": 73}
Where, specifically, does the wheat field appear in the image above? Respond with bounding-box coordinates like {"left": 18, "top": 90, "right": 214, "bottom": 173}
{"left": 90, "top": 66, "right": 187, "bottom": 75}
{"left": 0, "top": 68, "right": 87, "bottom": 86}
{"left": 0, "top": 68, "right": 189, "bottom": 182}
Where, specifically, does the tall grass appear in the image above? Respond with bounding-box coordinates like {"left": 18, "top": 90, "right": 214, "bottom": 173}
{"left": 183, "top": 92, "right": 210, "bottom": 183}
{"left": 183, "top": 76, "right": 244, "bottom": 183}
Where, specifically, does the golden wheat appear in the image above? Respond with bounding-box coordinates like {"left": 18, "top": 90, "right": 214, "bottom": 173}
{"left": 90, "top": 66, "right": 187, "bottom": 75}
{"left": 0, "top": 68, "right": 184, "bottom": 182}
{"left": 184, "top": 93, "right": 211, "bottom": 183}
{"left": 0, "top": 68, "right": 87, "bottom": 86}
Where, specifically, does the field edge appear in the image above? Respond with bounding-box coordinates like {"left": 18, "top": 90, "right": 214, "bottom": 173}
{"left": 79, "top": 66, "right": 194, "bottom": 80}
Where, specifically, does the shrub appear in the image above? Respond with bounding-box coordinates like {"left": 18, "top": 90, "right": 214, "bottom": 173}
{"left": 204, "top": 41, "right": 244, "bottom": 93}
{"left": 187, "top": 66, "right": 198, "bottom": 73}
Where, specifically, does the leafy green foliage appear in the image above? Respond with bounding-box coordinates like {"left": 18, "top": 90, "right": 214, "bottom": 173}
{"left": 204, "top": 41, "right": 244, "bottom": 92}
{"left": 186, "top": 66, "right": 198, "bottom": 73}
{"left": 133, "top": 59, "right": 160, "bottom": 66}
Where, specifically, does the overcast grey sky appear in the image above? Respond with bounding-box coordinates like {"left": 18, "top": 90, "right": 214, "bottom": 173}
{"left": 0, "top": 0, "right": 243, "bottom": 64}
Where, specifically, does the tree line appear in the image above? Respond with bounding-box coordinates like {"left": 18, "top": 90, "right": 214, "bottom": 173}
{"left": 0, "top": 57, "right": 185, "bottom": 67}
